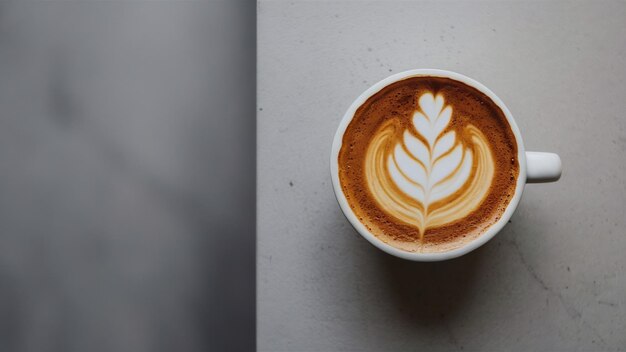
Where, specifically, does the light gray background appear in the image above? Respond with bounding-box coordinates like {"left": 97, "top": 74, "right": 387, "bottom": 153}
{"left": 0, "top": 1, "right": 255, "bottom": 351}
{"left": 258, "top": 1, "right": 626, "bottom": 351}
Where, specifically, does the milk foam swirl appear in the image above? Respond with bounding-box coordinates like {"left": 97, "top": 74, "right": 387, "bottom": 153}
{"left": 364, "top": 93, "right": 495, "bottom": 239}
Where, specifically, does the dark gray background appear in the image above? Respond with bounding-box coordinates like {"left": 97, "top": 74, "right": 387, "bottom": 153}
{"left": 0, "top": 1, "right": 255, "bottom": 351}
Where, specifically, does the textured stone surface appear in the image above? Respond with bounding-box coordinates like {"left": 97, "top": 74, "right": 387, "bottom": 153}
{"left": 258, "top": 1, "right": 626, "bottom": 350}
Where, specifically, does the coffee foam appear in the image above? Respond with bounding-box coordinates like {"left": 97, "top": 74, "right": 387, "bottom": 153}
{"left": 338, "top": 76, "right": 519, "bottom": 253}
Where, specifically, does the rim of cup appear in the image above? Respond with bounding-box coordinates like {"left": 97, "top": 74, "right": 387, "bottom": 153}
{"left": 330, "top": 69, "right": 527, "bottom": 261}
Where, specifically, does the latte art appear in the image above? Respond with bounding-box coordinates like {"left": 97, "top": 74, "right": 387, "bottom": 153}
{"left": 338, "top": 76, "right": 519, "bottom": 253}
{"left": 365, "top": 93, "right": 495, "bottom": 239}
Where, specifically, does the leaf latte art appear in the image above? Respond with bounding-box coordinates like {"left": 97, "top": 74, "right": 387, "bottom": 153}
{"left": 364, "top": 92, "right": 495, "bottom": 239}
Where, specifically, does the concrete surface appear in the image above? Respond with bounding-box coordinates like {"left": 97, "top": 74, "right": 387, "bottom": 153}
{"left": 258, "top": 1, "right": 626, "bottom": 351}
{"left": 0, "top": 2, "right": 255, "bottom": 351}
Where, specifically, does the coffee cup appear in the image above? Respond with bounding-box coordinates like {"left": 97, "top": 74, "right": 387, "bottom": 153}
{"left": 330, "top": 69, "right": 561, "bottom": 261}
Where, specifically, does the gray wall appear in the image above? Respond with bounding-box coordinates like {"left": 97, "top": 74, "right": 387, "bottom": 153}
{"left": 0, "top": 1, "right": 255, "bottom": 351}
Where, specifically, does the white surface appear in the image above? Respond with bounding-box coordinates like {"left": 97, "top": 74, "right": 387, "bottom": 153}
{"left": 258, "top": 1, "right": 626, "bottom": 350}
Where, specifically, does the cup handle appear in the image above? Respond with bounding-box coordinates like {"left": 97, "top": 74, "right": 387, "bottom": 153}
{"left": 525, "top": 151, "right": 562, "bottom": 183}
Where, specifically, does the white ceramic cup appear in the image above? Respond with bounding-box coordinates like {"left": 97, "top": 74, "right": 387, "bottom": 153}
{"left": 330, "top": 69, "right": 561, "bottom": 261}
